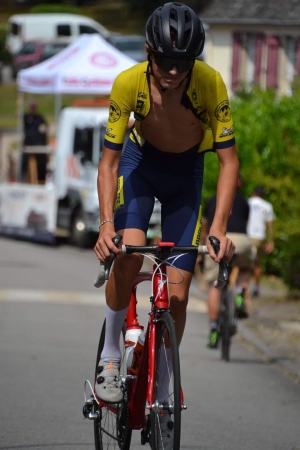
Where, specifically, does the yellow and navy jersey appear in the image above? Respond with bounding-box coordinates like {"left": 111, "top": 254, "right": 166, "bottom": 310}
{"left": 104, "top": 60, "right": 235, "bottom": 152}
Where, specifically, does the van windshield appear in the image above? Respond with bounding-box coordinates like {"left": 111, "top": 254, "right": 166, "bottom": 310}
{"left": 72, "top": 123, "right": 131, "bottom": 166}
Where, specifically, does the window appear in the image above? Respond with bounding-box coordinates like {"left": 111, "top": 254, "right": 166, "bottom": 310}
{"left": 57, "top": 24, "right": 71, "bottom": 37}
{"left": 41, "top": 42, "right": 68, "bottom": 61}
{"left": 10, "top": 22, "right": 21, "bottom": 36}
{"left": 295, "top": 38, "right": 300, "bottom": 76}
{"left": 79, "top": 25, "right": 99, "bottom": 35}
{"left": 73, "top": 127, "right": 94, "bottom": 164}
{"left": 18, "top": 43, "right": 38, "bottom": 56}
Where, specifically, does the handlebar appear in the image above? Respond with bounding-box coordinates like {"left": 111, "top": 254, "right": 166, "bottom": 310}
{"left": 94, "top": 234, "right": 228, "bottom": 290}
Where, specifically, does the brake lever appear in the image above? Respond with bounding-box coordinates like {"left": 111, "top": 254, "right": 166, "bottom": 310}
{"left": 94, "top": 234, "right": 123, "bottom": 288}
{"left": 104, "top": 234, "right": 123, "bottom": 280}
{"left": 208, "top": 236, "right": 229, "bottom": 290}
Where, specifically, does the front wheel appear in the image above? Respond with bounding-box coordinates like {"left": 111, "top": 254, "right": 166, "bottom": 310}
{"left": 220, "top": 290, "right": 234, "bottom": 362}
{"left": 94, "top": 320, "right": 132, "bottom": 450}
{"left": 150, "top": 311, "right": 181, "bottom": 450}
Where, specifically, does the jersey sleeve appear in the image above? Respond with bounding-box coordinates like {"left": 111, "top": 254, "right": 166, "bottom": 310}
{"left": 104, "top": 71, "right": 134, "bottom": 151}
{"left": 206, "top": 72, "right": 235, "bottom": 150}
{"left": 266, "top": 203, "right": 276, "bottom": 222}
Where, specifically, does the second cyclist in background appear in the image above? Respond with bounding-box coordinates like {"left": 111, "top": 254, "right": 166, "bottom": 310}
{"left": 202, "top": 174, "right": 254, "bottom": 348}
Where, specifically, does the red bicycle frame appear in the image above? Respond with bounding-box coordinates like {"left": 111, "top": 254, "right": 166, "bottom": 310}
{"left": 125, "top": 242, "right": 183, "bottom": 429}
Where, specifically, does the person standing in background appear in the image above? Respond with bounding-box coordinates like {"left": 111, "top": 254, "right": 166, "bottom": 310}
{"left": 22, "top": 100, "right": 48, "bottom": 183}
{"left": 247, "top": 185, "right": 275, "bottom": 297}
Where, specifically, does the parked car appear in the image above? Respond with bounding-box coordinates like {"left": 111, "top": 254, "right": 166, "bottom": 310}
{"left": 12, "top": 40, "right": 69, "bottom": 78}
{"left": 107, "top": 34, "right": 146, "bottom": 63}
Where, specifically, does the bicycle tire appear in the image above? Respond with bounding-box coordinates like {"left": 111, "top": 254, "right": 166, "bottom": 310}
{"left": 94, "top": 320, "right": 132, "bottom": 450}
{"left": 220, "top": 291, "right": 231, "bottom": 362}
{"left": 150, "top": 311, "right": 181, "bottom": 450}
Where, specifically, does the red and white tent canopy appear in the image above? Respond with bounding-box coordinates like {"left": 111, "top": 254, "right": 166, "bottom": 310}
{"left": 17, "top": 33, "right": 138, "bottom": 95}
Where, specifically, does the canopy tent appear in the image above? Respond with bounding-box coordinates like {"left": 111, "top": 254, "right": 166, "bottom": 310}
{"left": 17, "top": 33, "right": 138, "bottom": 95}
{"left": 15, "top": 34, "right": 138, "bottom": 179}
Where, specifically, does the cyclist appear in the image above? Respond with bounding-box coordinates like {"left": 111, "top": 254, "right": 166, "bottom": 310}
{"left": 202, "top": 174, "right": 255, "bottom": 348}
{"left": 93, "top": 2, "right": 239, "bottom": 443}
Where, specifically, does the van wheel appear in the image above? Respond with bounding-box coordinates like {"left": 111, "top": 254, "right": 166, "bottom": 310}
{"left": 70, "top": 210, "right": 90, "bottom": 248}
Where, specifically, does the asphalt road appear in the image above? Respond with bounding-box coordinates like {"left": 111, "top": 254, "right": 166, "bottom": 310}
{"left": 0, "top": 237, "right": 300, "bottom": 450}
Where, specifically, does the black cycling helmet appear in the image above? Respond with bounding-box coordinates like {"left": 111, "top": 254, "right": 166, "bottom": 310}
{"left": 146, "top": 2, "right": 205, "bottom": 60}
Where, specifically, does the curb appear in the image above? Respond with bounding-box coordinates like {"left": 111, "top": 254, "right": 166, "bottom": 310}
{"left": 190, "top": 277, "right": 300, "bottom": 382}
{"left": 238, "top": 322, "right": 300, "bottom": 381}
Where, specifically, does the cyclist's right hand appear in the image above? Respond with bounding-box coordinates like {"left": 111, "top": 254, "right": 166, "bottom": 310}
{"left": 94, "top": 223, "right": 121, "bottom": 262}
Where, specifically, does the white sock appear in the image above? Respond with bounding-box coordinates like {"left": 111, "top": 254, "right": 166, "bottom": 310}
{"left": 100, "top": 304, "right": 128, "bottom": 361}
{"left": 157, "top": 347, "right": 172, "bottom": 403}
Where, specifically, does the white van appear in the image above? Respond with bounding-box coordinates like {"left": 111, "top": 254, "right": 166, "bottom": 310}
{"left": 6, "top": 13, "right": 111, "bottom": 55}
{"left": 53, "top": 106, "right": 161, "bottom": 247}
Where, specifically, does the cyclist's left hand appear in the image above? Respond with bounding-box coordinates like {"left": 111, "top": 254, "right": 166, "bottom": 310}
{"left": 207, "top": 231, "right": 235, "bottom": 263}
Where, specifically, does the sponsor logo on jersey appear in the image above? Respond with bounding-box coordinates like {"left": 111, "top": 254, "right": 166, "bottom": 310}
{"left": 215, "top": 100, "right": 231, "bottom": 122}
{"left": 114, "top": 175, "right": 124, "bottom": 211}
{"left": 136, "top": 100, "right": 145, "bottom": 112}
{"left": 138, "top": 92, "right": 147, "bottom": 99}
{"left": 105, "top": 127, "right": 116, "bottom": 139}
{"left": 192, "top": 204, "right": 202, "bottom": 246}
{"left": 219, "top": 126, "right": 234, "bottom": 138}
{"left": 109, "top": 100, "right": 121, "bottom": 123}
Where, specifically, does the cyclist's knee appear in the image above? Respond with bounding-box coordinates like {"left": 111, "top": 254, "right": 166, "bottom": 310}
{"left": 113, "top": 253, "right": 143, "bottom": 280}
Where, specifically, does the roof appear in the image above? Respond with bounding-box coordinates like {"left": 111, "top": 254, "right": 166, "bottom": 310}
{"left": 200, "top": 0, "right": 300, "bottom": 25}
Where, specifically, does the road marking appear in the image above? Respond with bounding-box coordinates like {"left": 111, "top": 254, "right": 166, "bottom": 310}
{"left": 0, "top": 289, "right": 207, "bottom": 312}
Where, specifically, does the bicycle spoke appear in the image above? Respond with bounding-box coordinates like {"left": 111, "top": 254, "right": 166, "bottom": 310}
{"left": 94, "top": 320, "right": 132, "bottom": 450}
{"left": 150, "top": 311, "right": 181, "bottom": 450}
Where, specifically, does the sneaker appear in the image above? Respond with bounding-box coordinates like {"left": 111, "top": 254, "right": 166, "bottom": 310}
{"left": 235, "top": 294, "right": 248, "bottom": 319}
{"left": 207, "top": 329, "right": 219, "bottom": 349}
{"left": 95, "top": 359, "right": 123, "bottom": 403}
{"left": 150, "top": 409, "right": 174, "bottom": 450}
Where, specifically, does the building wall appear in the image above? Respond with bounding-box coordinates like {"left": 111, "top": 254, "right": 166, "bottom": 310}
{"left": 204, "top": 23, "right": 300, "bottom": 97}
{"left": 205, "top": 27, "right": 233, "bottom": 96}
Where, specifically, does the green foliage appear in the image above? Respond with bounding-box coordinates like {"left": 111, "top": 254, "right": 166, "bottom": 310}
{"left": 202, "top": 86, "right": 300, "bottom": 291}
{"left": 229, "top": 86, "right": 300, "bottom": 290}
{"left": 29, "top": 4, "right": 81, "bottom": 14}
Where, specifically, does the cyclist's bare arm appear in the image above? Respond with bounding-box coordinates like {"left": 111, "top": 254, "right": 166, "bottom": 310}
{"left": 208, "top": 144, "right": 239, "bottom": 263}
{"left": 94, "top": 145, "right": 122, "bottom": 262}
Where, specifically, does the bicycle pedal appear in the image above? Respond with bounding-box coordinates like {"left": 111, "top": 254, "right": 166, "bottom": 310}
{"left": 82, "top": 398, "right": 99, "bottom": 420}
